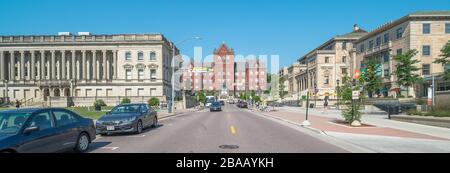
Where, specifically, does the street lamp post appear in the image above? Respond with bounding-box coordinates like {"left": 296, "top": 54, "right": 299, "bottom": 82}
{"left": 302, "top": 59, "right": 311, "bottom": 126}
{"left": 169, "top": 37, "right": 202, "bottom": 114}
{"left": 336, "top": 79, "right": 340, "bottom": 110}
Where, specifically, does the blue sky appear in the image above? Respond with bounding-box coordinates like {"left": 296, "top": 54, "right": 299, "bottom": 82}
{"left": 0, "top": 0, "right": 448, "bottom": 71}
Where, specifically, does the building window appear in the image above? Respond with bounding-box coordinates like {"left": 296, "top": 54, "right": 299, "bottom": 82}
{"left": 138, "top": 69, "right": 144, "bottom": 80}
{"left": 369, "top": 40, "right": 374, "bottom": 49}
{"left": 396, "top": 27, "right": 403, "bottom": 39}
{"left": 422, "top": 64, "right": 430, "bottom": 75}
{"left": 150, "top": 69, "right": 156, "bottom": 80}
{"left": 125, "top": 69, "right": 132, "bottom": 80}
{"left": 359, "top": 44, "right": 365, "bottom": 53}
{"left": 342, "top": 42, "right": 347, "bottom": 50}
{"left": 376, "top": 37, "right": 381, "bottom": 47}
{"left": 396, "top": 49, "right": 403, "bottom": 55}
{"left": 383, "top": 33, "right": 390, "bottom": 44}
{"left": 324, "top": 76, "right": 329, "bottom": 85}
{"left": 138, "top": 52, "right": 144, "bottom": 60}
{"left": 383, "top": 52, "right": 390, "bottom": 63}
{"left": 325, "top": 57, "right": 330, "bottom": 63}
{"left": 341, "top": 68, "right": 348, "bottom": 75}
{"left": 125, "top": 52, "right": 132, "bottom": 60}
{"left": 384, "top": 69, "right": 390, "bottom": 78}
{"left": 342, "top": 56, "right": 347, "bottom": 63}
{"left": 150, "top": 52, "right": 156, "bottom": 61}
{"left": 423, "top": 23, "right": 430, "bottom": 34}
{"left": 423, "top": 45, "right": 431, "bottom": 56}
{"left": 446, "top": 23, "right": 450, "bottom": 34}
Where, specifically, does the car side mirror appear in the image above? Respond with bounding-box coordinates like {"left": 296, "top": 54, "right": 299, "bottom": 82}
{"left": 23, "top": 126, "right": 39, "bottom": 135}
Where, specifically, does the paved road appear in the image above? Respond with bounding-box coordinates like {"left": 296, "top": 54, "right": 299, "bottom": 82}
{"left": 89, "top": 104, "right": 348, "bottom": 153}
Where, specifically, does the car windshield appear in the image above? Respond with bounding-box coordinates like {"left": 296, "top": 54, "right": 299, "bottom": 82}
{"left": 212, "top": 102, "right": 221, "bottom": 106}
{"left": 0, "top": 113, "right": 31, "bottom": 136}
{"left": 109, "top": 105, "right": 141, "bottom": 115}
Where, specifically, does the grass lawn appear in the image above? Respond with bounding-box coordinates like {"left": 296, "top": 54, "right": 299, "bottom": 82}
{"left": 67, "top": 106, "right": 113, "bottom": 120}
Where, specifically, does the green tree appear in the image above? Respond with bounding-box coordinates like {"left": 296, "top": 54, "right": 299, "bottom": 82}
{"left": 339, "top": 75, "right": 364, "bottom": 123}
{"left": 148, "top": 97, "right": 160, "bottom": 107}
{"left": 363, "top": 58, "right": 382, "bottom": 98}
{"left": 93, "top": 99, "right": 107, "bottom": 108}
{"left": 279, "top": 77, "right": 288, "bottom": 99}
{"left": 197, "top": 91, "right": 206, "bottom": 104}
{"left": 393, "top": 49, "right": 422, "bottom": 97}
{"left": 434, "top": 40, "right": 450, "bottom": 80}
{"left": 121, "top": 97, "right": 131, "bottom": 104}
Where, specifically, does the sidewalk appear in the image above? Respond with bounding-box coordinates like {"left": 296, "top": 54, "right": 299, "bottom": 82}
{"left": 158, "top": 107, "right": 200, "bottom": 119}
{"left": 254, "top": 106, "right": 450, "bottom": 153}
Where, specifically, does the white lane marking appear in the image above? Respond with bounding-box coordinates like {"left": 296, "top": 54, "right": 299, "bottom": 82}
{"left": 127, "top": 135, "right": 146, "bottom": 138}
{"left": 101, "top": 147, "right": 119, "bottom": 150}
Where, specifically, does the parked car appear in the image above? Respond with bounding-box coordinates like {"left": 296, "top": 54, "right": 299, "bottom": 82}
{"left": 96, "top": 103, "right": 158, "bottom": 135}
{"left": 210, "top": 102, "right": 222, "bottom": 112}
{"left": 238, "top": 101, "right": 248, "bottom": 108}
{"left": 0, "top": 108, "right": 96, "bottom": 153}
{"left": 219, "top": 100, "right": 225, "bottom": 106}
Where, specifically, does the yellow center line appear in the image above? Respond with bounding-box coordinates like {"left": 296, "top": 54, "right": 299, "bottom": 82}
{"left": 230, "top": 125, "right": 237, "bottom": 134}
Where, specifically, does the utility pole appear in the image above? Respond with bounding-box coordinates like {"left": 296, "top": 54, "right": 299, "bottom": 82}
{"left": 302, "top": 58, "right": 311, "bottom": 126}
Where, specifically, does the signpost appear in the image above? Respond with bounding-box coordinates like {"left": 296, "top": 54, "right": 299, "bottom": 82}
{"left": 354, "top": 69, "right": 361, "bottom": 79}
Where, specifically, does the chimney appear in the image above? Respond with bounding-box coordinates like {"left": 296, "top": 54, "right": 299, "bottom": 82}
{"left": 353, "top": 24, "right": 360, "bottom": 31}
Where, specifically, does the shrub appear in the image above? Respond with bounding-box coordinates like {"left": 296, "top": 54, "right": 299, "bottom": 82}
{"left": 93, "top": 99, "right": 107, "bottom": 107}
{"left": 148, "top": 97, "right": 160, "bottom": 107}
{"left": 121, "top": 97, "right": 131, "bottom": 104}
{"left": 406, "top": 109, "right": 423, "bottom": 116}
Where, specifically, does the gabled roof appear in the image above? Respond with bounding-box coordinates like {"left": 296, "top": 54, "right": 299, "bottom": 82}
{"left": 213, "top": 42, "right": 235, "bottom": 56}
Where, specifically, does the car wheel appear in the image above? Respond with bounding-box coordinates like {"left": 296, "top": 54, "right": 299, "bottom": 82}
{"left": 152, "top": 117, "right": 158, "bottom": 128}
{"left": 136, "top": 120, "right": 143, "bottom": 134}
{"left": 74, "top": 133, "right": 90, "bottom": 153}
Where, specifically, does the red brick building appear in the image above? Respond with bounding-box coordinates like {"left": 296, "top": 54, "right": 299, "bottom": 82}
{"left": 181, "top": 43, "right": 267, "bottom": 96}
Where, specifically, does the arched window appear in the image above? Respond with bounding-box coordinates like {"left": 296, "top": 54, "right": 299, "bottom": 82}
{"left": 150, "top": 52, "right": 156, "bottom": 61}
{"left": 138, "top": 52, "right": 144, "bottom": 60}
{"left": 125, "top": 52, "right": 132, "bottom": 61}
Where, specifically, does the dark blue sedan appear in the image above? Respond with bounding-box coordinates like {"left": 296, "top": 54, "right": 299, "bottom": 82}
{"left": 0, "top": 108, "right": 96, "bottom": 153}
{"left": 210, "top": 102, "right": 222, "bottom": 112}
{"left": 96, "top": 103, "right": 158, "bottom": 135}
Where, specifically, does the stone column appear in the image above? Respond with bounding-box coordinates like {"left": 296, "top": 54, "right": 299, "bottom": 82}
{"left": 82, "top": 50, "right": 87, "bottom": 80}
{"left": 10, "top": 51, "right": 15, "bottom": 80}
{"left": 40, "top": 51, "right": 45, "bottom": 80}
{"left": 51, "top": 50, "right": 56, "bottom": 80}
{"left": 20, "top": 51, "right": 25, "bottom": 80}
{"left": 0, "top": 51, "right": 4, "bottom": 80}
{"left": 31, "top": 51, "right": 35, "bottom": 80}
{"left": 71, "top": 50, "right": 76, "bottom": 80}
{"left": 61, "top": 51, "right": 66, "bottom": 80}
{"left": 113, "top": 50, "right": 118, "bottom": 79}
{"left": 93, "top": 50, "right": 97, "bottom": 80}
{"left": 102, "top": 50, "right": 107, "bottom": 80}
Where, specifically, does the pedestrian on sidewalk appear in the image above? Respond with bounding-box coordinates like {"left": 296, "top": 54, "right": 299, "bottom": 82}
{"left": 322, "top": 95, "right": 329, "bottom": 114}
{"left": 15, "top": 100, "right": 21, "bottom": 109}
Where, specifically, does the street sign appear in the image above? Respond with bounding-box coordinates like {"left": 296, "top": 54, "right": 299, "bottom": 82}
{"left": 375, "top": 64, "right": 382, "bottom": 77}
{"left": 352, "top": 91, "right": 359, "bottom": 100}
{"left": 360, "top": 68, "right": 367, "bottom": 79}
{"left": 354, "top": 69, "right": 360, "bottom": 79}
{"left": 427, "top": 87, "right": 433, "bottom": 106}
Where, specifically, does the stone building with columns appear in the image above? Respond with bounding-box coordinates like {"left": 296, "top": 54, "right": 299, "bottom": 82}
{"left": 293, "top": 25, "right": 367, "bottom": 101}
{"left": 0, "top": 33, "right": 178, "bottom": 107}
